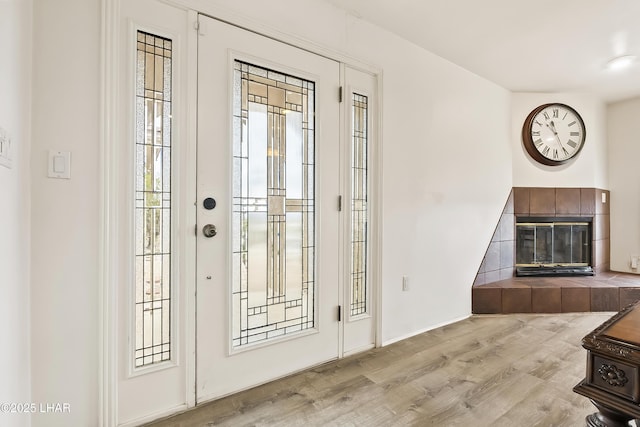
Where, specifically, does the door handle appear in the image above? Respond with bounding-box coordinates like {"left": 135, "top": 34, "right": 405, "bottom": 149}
{"left": 203, "top": 224, "right": 217, "bottom": 238}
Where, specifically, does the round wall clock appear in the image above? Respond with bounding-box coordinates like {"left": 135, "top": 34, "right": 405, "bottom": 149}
{"left": 522, "top": 103, "right": 586, "bottom": 166}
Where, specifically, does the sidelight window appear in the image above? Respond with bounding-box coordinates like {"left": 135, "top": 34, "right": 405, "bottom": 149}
{"left": 134, "top": 31, "right": 172, "bottom": 367}
{"left": 350, "top": 93, "right": 369, "bottom": 317}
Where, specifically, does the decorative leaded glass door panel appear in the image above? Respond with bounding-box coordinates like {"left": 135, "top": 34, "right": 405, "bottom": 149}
{"left": 231, "top": 61, "right": 317, "bottom": 348}
{"left": 196, "top": 15, "right": 341, "bottom": 403}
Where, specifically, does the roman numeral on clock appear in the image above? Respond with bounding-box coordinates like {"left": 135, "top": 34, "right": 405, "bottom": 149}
{"left": 567, "top": 140, "right": 577, "bottom": 148}
{"left": 542, "top": 146, "right": 550, "bottom": 156}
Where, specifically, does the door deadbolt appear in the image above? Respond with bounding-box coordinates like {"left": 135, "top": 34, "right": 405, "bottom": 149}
{"left": 203, "top": 224, "right": 217, "bottom": 238}
{"left": 203, "top": 197, "right": 217, "bottom": 210}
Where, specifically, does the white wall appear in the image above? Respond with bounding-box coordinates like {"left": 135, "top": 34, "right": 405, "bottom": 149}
{"left": 345, "top": 17, "right": 513, "bottom": 342}
{"left": 30, "top": 0, "right": 100, "bottom": 426}
{"left": 512, "top": 93, "right": 608, "bottom": 188}
{"left": 608, "top": 97, "right": 640, "bottom": 273}
{"left": 30, "top": 0, "right": 513, "bottom": 424}
{"left": 0, "top": 1, "right": 32, "bottom": 426}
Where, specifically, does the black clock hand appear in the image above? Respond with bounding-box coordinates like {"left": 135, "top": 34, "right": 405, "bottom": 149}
{"left": 548, "top": 121, "right": 566, "bottom": 149}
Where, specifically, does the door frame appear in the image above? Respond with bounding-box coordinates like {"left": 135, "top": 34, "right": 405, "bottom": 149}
{"left": 100, "top": 0, "right": 383, "bottom": 424}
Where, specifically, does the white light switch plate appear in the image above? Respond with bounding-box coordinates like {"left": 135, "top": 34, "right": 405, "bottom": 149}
{"left": 48, "top": 150, "right": 71, "bottom": 179}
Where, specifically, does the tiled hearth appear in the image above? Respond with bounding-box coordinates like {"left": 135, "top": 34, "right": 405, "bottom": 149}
{"left": 473, "top": 272, "right": 640, "bottom": 314}
{"left": 470, "top": 187, "right": 638, "bottom": 314}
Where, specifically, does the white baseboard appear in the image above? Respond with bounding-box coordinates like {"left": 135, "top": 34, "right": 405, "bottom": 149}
{"left": 381, "top": 314, "right": 471, "bottom": 347}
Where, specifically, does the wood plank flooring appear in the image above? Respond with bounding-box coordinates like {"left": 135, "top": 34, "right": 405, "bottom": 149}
{"left": 146, "top": 313, "right": 620, "bottom": 427}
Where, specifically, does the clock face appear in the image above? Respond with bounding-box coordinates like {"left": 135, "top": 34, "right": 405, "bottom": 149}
{"left": 522, "top": 103, "right": 586, "bottom": 166}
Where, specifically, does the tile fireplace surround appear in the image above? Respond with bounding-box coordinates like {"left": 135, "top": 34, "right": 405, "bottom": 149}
{"left": 470, "top": 187, "right": 640, "bottom": 314}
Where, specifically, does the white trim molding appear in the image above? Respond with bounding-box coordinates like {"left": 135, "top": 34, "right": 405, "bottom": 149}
{"left": 99, "top": 0, "right": 120, "bottom": 424}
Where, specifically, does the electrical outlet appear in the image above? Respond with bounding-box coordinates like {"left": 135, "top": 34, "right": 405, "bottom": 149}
{"left": 402, "top": 276, "right": 409, "bottom": 291}
{"left": 0, "top": 127, "right": 12, "bottom": 169}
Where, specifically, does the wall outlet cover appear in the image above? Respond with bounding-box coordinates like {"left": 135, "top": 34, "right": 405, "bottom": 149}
{"left": 0, "top": 127, "right": 12, "bottom": 169}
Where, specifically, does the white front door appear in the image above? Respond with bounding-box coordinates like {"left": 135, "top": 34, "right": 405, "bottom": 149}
{"left": 196, "top": 15, "right": 341, "bottom": 402}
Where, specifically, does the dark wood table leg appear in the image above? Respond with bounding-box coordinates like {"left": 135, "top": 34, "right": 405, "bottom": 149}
{"left": 585, "top": 400, "right": 636, "bottom": 427}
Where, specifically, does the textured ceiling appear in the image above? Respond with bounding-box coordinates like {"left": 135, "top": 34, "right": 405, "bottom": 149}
{"left": 321, "top": 0, "right": 640, "bottom": 102}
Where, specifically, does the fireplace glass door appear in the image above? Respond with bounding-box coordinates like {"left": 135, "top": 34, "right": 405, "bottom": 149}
{"left": 516, "top": 221, "right": 590, "bottom": 266}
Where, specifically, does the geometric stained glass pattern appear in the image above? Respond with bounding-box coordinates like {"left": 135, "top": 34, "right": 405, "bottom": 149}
{"left": 350, "top": 94, "right": 368, "bottom": 317}
{"left": 134, "top": 31, "right": 172, "bottom": 367}
{"left": 232, "top": 60, "right": 315, "bottom": 347}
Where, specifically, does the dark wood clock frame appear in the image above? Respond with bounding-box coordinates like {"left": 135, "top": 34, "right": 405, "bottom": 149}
{"left": 522, "top": 103, "right": 586, "bottom": 166}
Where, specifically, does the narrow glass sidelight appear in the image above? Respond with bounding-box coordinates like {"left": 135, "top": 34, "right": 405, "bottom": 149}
{"left": 134, "top": 31, "right": 172, "bottom": 367}
{"left": 232, "top": 60, "right": 316, "bottom": 348}
{"left": 350, "top": 93, "right": 368, "bottom": 317}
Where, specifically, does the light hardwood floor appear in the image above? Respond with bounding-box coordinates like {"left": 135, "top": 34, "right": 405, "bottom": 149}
{"left": 147, "top": 313, "right": 618, "bottom": 427}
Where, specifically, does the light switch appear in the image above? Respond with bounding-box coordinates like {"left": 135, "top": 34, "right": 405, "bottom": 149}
{"left": 53, "top": 155, "right": 66, "bottom": 173}
{"left": 48, "top": 150, "right": 71, "bottom": 179}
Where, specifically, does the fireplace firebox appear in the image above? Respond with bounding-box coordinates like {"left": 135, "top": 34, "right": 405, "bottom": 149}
{"left": 515, "top": 217, "right": 593, "bottom": 276}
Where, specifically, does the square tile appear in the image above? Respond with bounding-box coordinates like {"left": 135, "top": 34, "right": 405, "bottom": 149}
{"left": 561, "top": 287, "right": 590, "bottom": 312}
{"left": 498, "top": 214, "right": 515, "bottom": 242}
{"left": 472, "top": 287, "right": 502, "bottom": 314}
{"left": 595, "top": 262, "right": 610, "bottom": 274}
{"left": 594, "top": 214, "right": 610, "bottom": 240}
{"left": 485, "top": 269, "right": 501, "bottom": 284}
{"left": 529, "top": 188, "right": 556, "bottom": 215}
{"left": 591, "top": 287, "right": 619, "bottom": 312}
{"left": 556, "top": 188, "right": 581, "bottom": 215}
{"left": 581, "top": 188, "right": 595, "bottom": 215}
{"left": 485, "top": 241, "right": 501, "bottom": 271}
{"left": 594, "top": 239, "right": 610, "bottom": 269}
{"left": 499, "top": 267, "right": 515, "bottom": 280}
{"left": 532, "top": 287, "right": 561, "bottom": 313}
{"left": 513, "top": 187, "right": 530, "bottom": 215}
{"left": 502, "top": 288, "right": 531, "bottom": 313}
{"left": 499, "top": 241, "right": 514, "bottom": 269}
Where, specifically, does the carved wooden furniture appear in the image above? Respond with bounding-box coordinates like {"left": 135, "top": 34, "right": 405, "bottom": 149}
{"left": 574, "top": 301, "right": 640, "bottom": 426}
